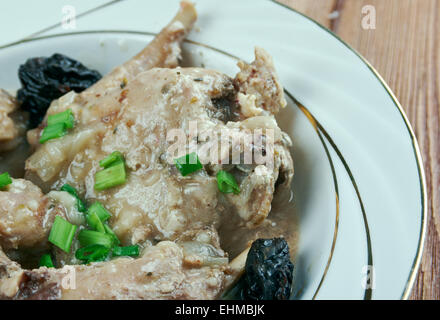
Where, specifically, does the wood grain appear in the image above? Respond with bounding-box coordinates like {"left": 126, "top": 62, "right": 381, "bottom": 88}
{"left": 278, "top": 0, "right": 440, "bottom": 300}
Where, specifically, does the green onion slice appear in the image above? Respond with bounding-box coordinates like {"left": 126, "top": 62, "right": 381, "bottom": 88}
{"left": 39, "top": 122, "right": 67, "bottom": 144}
{"left": 0, "top": 172, "right": 12, "bottom": 189}
{"left": 94, "top": 161, "right": 126, "bottom": 191}
{"left": 216, "top": 170, "right": 240, "bottom": 195}
{"left": 40, "top": 109, "right": 75, "bottom": 144}
{"left": 39, "top": 253, "right": 54, "bottom": 268}
{"left": 48, "top": 216, "right": 77, "bottom": 253}
{"left": 47, "top": 109, "right": 74, "bottom": 129}
{"left": 78, "top": 229, "right": 114, "bottom": 248}
{"left": 112, "top": 245, "right": 140, "bottom": 257}
{"left": 174, "top": 152, "right": 203, "bottom": 176}
{"left": 75, "top": 244, "right": 110, "bottom": 263}
{"left": 60, "top": 184, "right": 86, "bottom": 213}
{"left": 99, "top": 151, "right": 124, "bottom": 168}
{"left": 104, "top": 224, "right": 120, "bottom": 246}
{"left": 87, "top": 202, "right": 111, "bottom": 222}
{"left": 86, "top": 212, "right": 106, "bottom": 233}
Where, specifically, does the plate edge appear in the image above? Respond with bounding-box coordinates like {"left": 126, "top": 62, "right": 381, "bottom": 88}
{"left": 270, "top": 0, "right": 428, "bottom": 300}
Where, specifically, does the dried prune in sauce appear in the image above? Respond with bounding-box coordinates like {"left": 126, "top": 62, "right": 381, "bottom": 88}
{"left": 242, "top": 238, "right": 294, "bottom": 300}
{"left": 17, "top": 53, "right": 102, "bottom": 127}
{"left": 211, "top": 96, "right": 235, "bottom": 122}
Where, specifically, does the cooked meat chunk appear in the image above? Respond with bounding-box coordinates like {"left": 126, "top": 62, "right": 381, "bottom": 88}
{"left": 1, "top": 241, "right": 227, "bottom": 300}
{"left": 275, "top": 132, "right": 294, "bottom": 188}
{"left": 0, "top": 90, "right": 18, "bottom": 144}
{"left": 0, "top": 89, "right": 27, "bottom": 152}
{"left": 224, "top": 165, "right": 276, "bottom": 228}
{"left": 0, "top": 247, "right": 24, "bottom": 299}
{"left": 0, "top": 179, "right": 74, "bottom": 251}
{"left": 0, "top": 179, "right": 50, "bottom": 250}
{"left": 235, "top": 47, "right": 287, "bottom": 116}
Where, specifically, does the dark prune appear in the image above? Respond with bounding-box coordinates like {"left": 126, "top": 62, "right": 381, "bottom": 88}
{"left": 211, "top": 96, "right": 235, "bottom": 122}
{"left": 242, "top": 238, "right": 294, "bottom": 300}
{"left": 17, "top": 53, "right": 102, "bottom": 127}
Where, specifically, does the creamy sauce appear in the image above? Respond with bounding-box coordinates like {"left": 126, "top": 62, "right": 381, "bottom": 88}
{"left": 0, "top": 139, "right": 30, "bottom": 178}
{"left": 219, "top": 187, "right": 299, "bottom": 260}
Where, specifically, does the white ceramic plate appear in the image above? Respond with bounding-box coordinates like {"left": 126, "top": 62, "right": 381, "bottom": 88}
{"left": 0, "top": 0, "right": 426, "bottom": 300}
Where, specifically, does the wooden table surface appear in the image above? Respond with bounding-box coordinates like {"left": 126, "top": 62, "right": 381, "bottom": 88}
{"left": 279, "top": 0, "right": 439, "bottom": 300}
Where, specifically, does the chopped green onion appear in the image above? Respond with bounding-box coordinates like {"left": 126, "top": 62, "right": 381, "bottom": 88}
{"left": 0, "top": 172, "right": 12, "bottom": 189}
{"left": 39, "top": 122, "right": 67, "bottom": 144}
{"left": 99, "top": 151, "right": 124, "bottom": 168}
{"left": 75, "top": 244, "right": 110, "bottom": 263}
{"left": 94, "top": 161, "right": 126, "bottom": 191}
{"left": 40, "top": 109, "right": 75, "bottom": 144}
{"left": 112, "top": 245, "right": 140, "bottom": 257}
{"left": 86, "top": 212, "right": 105, "bottom": 233}
{"left": 39, "top": 253, "right": 54, "bottom": 268}
{"left": 60, "top": 184, "right": 86, "bottom": 213}
{"left": 47, "top": 109, "right": 74, "bottom": 129}
{"left": 94, "top": 152, "right": 127, "bottom": 191}
{"left": 87, "top": 202, "right": 111, "bottom": 222}
{"left": 174, "top": 152, "right": 203, "bottom": 176}
{"left": 104, "top": 224, "right": 120, "bottom": 246}
{"left": 48, "top": 216, "right": 77, "bottom": 253}
{"left": 78, "top": 230, "right": 114, "bottom": 248}
{"left": 216, "top": 170, "right": 240, "bottom": 195}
